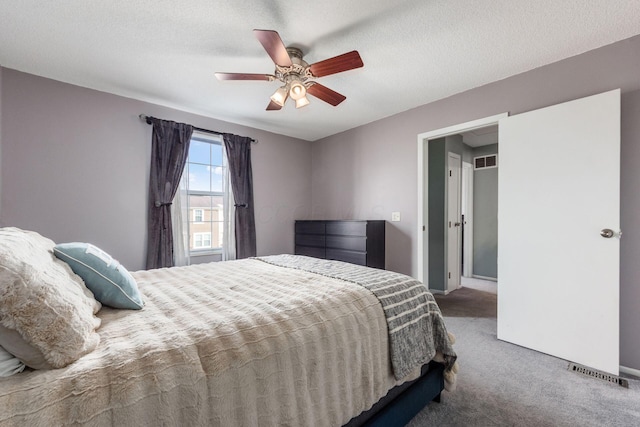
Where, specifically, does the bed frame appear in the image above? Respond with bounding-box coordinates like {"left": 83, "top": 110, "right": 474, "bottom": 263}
{"left": 345, "top": 361, "right": 445, "bottom": 427}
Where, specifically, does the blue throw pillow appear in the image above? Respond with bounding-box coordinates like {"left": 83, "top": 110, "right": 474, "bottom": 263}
{"left": 53, "top": 243, "right": 144, "bottom": 310}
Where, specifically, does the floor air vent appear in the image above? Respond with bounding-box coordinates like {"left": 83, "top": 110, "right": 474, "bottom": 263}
{"left": 568, "top": 363, "right": 629, "bottom": 388}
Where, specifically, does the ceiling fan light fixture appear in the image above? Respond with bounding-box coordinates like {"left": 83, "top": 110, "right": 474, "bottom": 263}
{"left": 289, "top": 80, "right": 307, "bottom": 100}
{"left": 217, "top": 30, "right": 360, "bottom": 111}
{"left": 295, "top": 95, "right": 310, "bottom": 109}
{"left": 270, "top": 85, "right": 289, "bottom": 106}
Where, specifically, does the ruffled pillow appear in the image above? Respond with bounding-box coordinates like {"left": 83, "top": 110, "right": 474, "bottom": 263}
{"left": 0, "top": 227, "right": 101, "bottom": 369}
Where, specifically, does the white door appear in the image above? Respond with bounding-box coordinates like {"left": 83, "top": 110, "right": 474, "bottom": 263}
{"left": 498, "top": 89, "right": 620, "bottom": 375}
{"left": 447, "top": 152, "right": 462, "bottom": 291}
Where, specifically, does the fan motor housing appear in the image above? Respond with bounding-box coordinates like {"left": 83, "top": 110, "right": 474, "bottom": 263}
{"left": 276, "top": 48, "right": 311, "bottom": 82}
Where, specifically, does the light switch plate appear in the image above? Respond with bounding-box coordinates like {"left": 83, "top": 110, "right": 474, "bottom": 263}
{"left": 391, "top": 212, "right": 401, "bottom": 222}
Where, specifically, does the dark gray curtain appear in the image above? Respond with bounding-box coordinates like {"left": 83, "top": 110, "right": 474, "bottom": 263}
{"left": 146, "top": 118, "right": 193, "bottom": 269}
{"left": 223, "top": 134, "right": 256, "bottom": 259}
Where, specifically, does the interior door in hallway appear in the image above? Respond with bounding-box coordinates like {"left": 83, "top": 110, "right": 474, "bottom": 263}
{"left": 447, "top": 152, "right": 462, "bottom": 292}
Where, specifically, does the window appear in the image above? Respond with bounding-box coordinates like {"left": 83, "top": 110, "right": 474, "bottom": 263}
{"left": 184, "top": 133, "right": 228, "bottom": 253}
{"left": 193, "top": 209, "right": 204, "bottom": 223}
{"left": 193, "top": 232, "right": 212, "bottom": 249}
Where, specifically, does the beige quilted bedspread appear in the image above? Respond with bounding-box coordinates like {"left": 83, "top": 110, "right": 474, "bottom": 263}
{"left": 0, "top": 258, "right": 421, "bottom": 426}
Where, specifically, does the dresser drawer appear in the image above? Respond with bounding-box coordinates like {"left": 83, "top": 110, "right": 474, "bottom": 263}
{"left": 326, "top": 248, "right": 367, "bottom": 266}
{"left": 295, "top": 245, "right": 326, "bottom": 259}
{"left": 295, "top": 220, "right": 384, "bottom": 269}
{"left": 326, "top": 221, "right": 367, "bottom": 236}
{"left": 295, "top": 221, "right": 326, "bottom": 235}
{"left": 295, "top": 234, "right": 325, "bottom": 247}
{"left": 326, "top": 235, "right": 367, "bottom": 252}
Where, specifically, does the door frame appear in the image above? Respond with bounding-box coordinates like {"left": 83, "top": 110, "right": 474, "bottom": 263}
{"left": 417, "top": 113, "right": 508, "bottom": 287}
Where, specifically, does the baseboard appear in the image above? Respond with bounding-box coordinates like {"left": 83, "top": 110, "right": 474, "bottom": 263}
{"left": 471, "top": 274, "right": 497, "bottom": 282}
{"left": 429, "top": 289, "right": 449, "bottom": 295}
{"left": 620, "top": 365, "right": 640, "bottom": 379}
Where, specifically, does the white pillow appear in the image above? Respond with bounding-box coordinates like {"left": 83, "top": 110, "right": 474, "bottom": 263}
{"left": 0, "top": 323, "right": 52, "bottom": 370}
{"left": 0, "top": 227, "right": 102, "bottom": 369}
{"left": 0, "top": 345, "right": 25, "bottom": 377}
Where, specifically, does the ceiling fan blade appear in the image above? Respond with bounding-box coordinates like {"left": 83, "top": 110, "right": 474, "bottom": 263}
{"left": 253, "top": 29, "right": 293, "bottom": 67}
{"left": 266, "top": 100, "right": 283, "bottom": 111}
{"left": 306, "top": 83, "right": 347, "bottom": 106}
{"left": 309, "top": 51, "right": 363, "bottom": 78}
{"left": 215, "top": 73, "right": 275, "bottom": 81}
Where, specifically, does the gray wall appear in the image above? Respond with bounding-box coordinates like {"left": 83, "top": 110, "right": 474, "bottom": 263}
{"left": 427, "top": 138, "right": 445, "bottom": 291}
{"left": 620, "top": 88, "right": 640, "bottom": 371}
{"left": 428, "top": 138, "right": 499, "bottom": 282}
{"left": 0, "top": 66, "right": 2, "bottom": 217}
{"left": 472, "top": 144, "right": 498, "bottom": 278}
{"left": 311, "top": 35, "right": 640, "bottom": 370}
{"left": 0, "top": 69, "right": 312, "bottom": 271}
{"left": 445, "top": 134, "right": 465, "bottom": 158}
{"left": 462, "top": 143, "right": 473, "bottom": 164}
{"left": 428, "top": 134, "right": 467, "bottom": 291}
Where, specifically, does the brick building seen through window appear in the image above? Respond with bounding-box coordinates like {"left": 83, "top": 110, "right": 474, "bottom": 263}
{"left": 184, "top": 134, "right": 227, "bottom": 253}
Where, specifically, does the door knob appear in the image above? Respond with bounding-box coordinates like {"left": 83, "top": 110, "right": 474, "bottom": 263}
{"left": 600, "top": 229, "right": 614, "bottom": 238}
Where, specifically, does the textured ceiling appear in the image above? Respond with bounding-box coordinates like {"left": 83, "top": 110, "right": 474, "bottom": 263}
{"left": 461, "top": 125, "right": 499, "bottom": 148}
{"left": 1, "top": 0, "right": 639, "bottom": 141}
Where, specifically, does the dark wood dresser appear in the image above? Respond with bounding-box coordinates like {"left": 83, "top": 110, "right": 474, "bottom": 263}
{"left": 294, "top": 220, "right": 385, "bottom": 269}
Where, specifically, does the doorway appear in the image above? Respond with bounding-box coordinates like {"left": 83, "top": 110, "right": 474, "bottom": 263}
{"left": 434, "top": 133, "right": 498, "bottom": 293}
{"left": 417, "top": 113, "right": 505, "bottom": 293}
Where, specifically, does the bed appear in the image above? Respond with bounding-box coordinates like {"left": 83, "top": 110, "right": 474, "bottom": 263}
{"left": 0, "top": 229, "right": 457, "bottom": 426}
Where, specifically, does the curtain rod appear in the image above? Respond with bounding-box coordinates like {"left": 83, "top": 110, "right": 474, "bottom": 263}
{"left": 138, "top": 114, "right": 257, "bottom": 144}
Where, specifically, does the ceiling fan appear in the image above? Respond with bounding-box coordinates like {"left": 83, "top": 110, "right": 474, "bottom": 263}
{"left": 215, "top": 29, "right": 364, "bottom": 110}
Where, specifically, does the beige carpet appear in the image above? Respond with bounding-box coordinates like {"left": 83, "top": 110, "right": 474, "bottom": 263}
{"left": 408, "top": 316, "right": 640, "bottom": 427}
{"left": 434, "top": 287, "right": 496, "bottom": 318}
{"left": 410, "top": 288, "right": 640, "bottom": 426}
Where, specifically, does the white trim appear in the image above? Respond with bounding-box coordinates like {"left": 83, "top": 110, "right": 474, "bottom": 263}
{"left": 190, "top": 249, "right": 222, "bottom": 257}
{"left": 429, "top": 288, "right": 449, "bottom": 295}
{"left": 462, "top": 161, "right": 474, "bottom": 277}
{"left": 417, "top": 113, "right": 508, "bottom": 284}
{"left": 620, "top": 365, "right": 640, "bottom": 379}
{"left": 184, "top": 134, "right": 230, "bottom": 259}
{"left": 472, "top": 274, "right": 498, "bottom": 282}
{"left": 418, "top": 113, "right": 509, "bottom": 141}
{"left": 192, "top": 130, "right": 223, "bottom": 143}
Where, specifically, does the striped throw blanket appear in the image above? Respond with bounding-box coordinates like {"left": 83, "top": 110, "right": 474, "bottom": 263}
{"left": 257, "top": 255, "right": 457, "bottom": 379}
